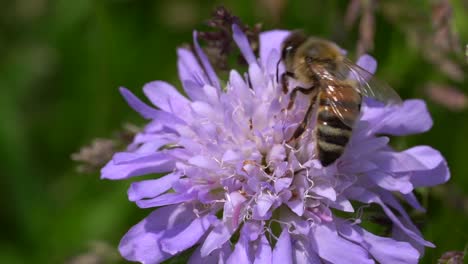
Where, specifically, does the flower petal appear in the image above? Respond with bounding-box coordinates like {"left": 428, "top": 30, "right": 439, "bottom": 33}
{"left": 311, "top": 182, "right": 337, "bottom": 201}
{"left": 227, "top": 228, "right": 252, "bottom": 264}
{"left": 409, "top": 158, "right": 450, "bottom": 188}
{"left": 127, "top": 171, "right": 181, "bottom": 201}
{"left": 188, "top": 155, "right": 220, "bottom": 170}
{"left": 101, "top": 157, "right": 175, "bottom": 180}
{"left": 119, "top": 204, "right": 195, "bottom": 263}
{"left": 201, "top": 224, "right": 236, "bottom": 257}
{"left": 367, "top": 171, "right": 414, "bottom": 194}
{"left": 143, "top": 81, "right": 190, "bottom": 114}
{"left": 356, "top": 54, "right": 377, "bottom": 75}
{"left": 259, "top": 30, "right": 290, "bottom": 68}
{"left": 346, "top": 187, "right": 433, "bottom": 247}
{"left": 364, "top": 99, "right": 433, "bottom": 136}
{"left": 337, "top": 219, "right": 420, "bottom": 264}
{"left": 225, "top": 191, "right": 248, "bottom": 228}
{"left": 249, "top": 63, "right": 267, "bottom": 96}
{"left": 254, "top": 234, "right": 272, "bottom": 264}
{"left": 136, "top": 192, "right": 194, "bottom": 208}
{"left": 309, "top": 223, "right": 373, "bottom": 264}
{"left": 177, "top": 48, "right": 208, "bottom": 87}
{"left": 161, "top": 214, "right": 216, "bottom": 255}
{"left": 182, "top": 80, "right": 206, "bottom": 102}
{"left": 119, "top": 87, "right": 159, "bottom": 119}
{"left": 272, "top": 229, "right": 293, "bottom": 264}
{"left": 112, "top": 151, "right": 170, "bottom": 165}
{"left": 371, "top": 146, "right": 444, "bottom": 173}
{"left": 253, "top": 193, "right": 277, "bottom": 219}
{"left": 403, "top": 192, "right": 425, "bottom": 212}
{"left": 193, "top": 31, "right": 220, "bottom": 90}
{"left": 189, "top": 242, "right": 232, "bottom": 264}
{"left": 329, "top": 196, "right": 354, "bottom": 212}
{"left": 292, "top": 238, "right": 321, "bottom": 264}
{"left": 232, "top": 24, "right": 257, "bottom": 65}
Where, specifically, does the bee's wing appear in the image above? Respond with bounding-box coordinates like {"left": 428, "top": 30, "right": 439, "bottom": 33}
{"left": 322, "top": 82, "right": 361, "bottom": 128}
{"left": 342, "top": 59, "right": 402, "bottom": 105}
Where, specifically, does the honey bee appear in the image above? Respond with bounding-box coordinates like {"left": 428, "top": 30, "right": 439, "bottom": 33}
{"left": 280, "top": 31, "right": 401, "bottom": 167}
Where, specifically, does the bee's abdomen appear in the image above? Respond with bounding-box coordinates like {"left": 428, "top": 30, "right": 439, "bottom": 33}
{"left": 316, "top": 91, "right": 360, "bottom": 167}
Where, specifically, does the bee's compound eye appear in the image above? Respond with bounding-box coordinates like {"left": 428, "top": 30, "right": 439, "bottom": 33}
{"left": 282, "top": 46, "right": 294, "bottom": 59}
{"left": 305, "top": 56, "right": 313, "bottom": 64}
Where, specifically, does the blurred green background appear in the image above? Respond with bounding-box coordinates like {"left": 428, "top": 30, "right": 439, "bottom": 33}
{"left": 0, "top": 0, "right": 467, "bottom": 263}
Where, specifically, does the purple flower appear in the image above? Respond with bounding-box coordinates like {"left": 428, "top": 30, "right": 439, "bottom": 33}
{"left": 102, "top": 26, "right": 450, "bottom": 264}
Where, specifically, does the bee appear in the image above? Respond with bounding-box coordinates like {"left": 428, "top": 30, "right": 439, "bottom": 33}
{"left": 280, "top": 31, "right": 401, "bottom": 167}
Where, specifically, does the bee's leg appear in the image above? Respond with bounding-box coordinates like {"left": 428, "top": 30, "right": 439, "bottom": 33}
{"left": 281, "top": 71, "right": 296, "bottom": 94}
{"left": 288, "top": 94, "right": 317, "bottom": 142}
{"left": 287, "top": 86, "right": 315, "bottom": 110}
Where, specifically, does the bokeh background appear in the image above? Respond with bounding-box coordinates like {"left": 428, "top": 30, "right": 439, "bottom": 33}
{"left": 1, "top": 0, "right": 467, "bottom": 263}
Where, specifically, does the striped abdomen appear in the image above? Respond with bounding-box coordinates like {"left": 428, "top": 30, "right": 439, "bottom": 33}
{"left": 316, "top": 83, "right": 361, "bottom": 166}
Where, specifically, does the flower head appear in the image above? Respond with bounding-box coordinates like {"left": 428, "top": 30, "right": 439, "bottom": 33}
{"left": 102, "top": 25, "right": 449, "bottom": 264}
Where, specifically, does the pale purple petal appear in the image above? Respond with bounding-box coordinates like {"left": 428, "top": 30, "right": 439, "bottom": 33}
{"left": 356, "top": 54, "right": 377, "bottom": 75}
{"left": 259, "top": 30, "right": 290, "bottom": 68}
{"left": 202, "top": 84, "right": 221, "bottom": 106}
{"left": 241, "top": 221, "right": 263, "bottom": 241}
{"left": 371, "top": 146, "right": 444, "bottom": 173}
{"left": 364, "top": 99, "right": 433, "bottom": 136}
{"left": 292, "top": 238, "right": 321, "bottom": 264}
{"left": 286, "top": 198, "right": 304, "bottom": 216}
{"left": 119, "top": 88, "right": 187, "bottom": 126}
{"left": 177, "top": 48, "right": 208, "bottom": 87}
{"left": 188, "top": 155, "right": 220, "bottom": 170}
{"left": 265, "top": 48, "right": 281, "bottom": 76}
{"left": 189, "top": 242, "right": 232, "bottom": 264}
{"left": 128, "top": 171, "right": 181, "bottom": 201}
{"left": 346, "top": 187, "right": 434, "bottom": 247}
{"left": 253, "top": 193, "right": 276, "bottom": 219}
{"left": 119, "top": 87, "right": 159, "bottom": 119}
{"left": 136, "top": 192, "right": 194, "bottom": 208}
{"left": 254, "top": 234, "right": 272, "bottom": 264}
{"left": 119, "top": 204, "right": 195, "bottom": 263}
{"left": 226, "top": 229, "right": 252, "bottom": 264}
{"left": 405, "top": 146, "right": 445, "bottom": 170}
{"left": 201, "top": 224, "right": 236, "bottom": 257}
{"left": 232, "top": 24, "right": 256, "bottom": 65}
{"left": 410, "top": 159, "right": 450, "bottom": 188}
{"left": 161, "top": 214, "right": 216, "bottom": 255}
{"left": 224, "top": 192, "right": 247, "bottom": 228}
{"left": 403, "top": 192, "right": 426, "bottom": 212}
{"left": 249, "top": 63, "right": 267, "bottom": 95}
{"left": 311, "top": 182, "right": 337, "bottom": 201}
{"left": 378, "top": 190, "right": 429, "bottom": 244}
{"left": 143, "top": 81, "right": 190, "bottom": 113}
{"left": 129, "top": 134, "right": 176, "bottom": 153}
{"left": 347, "top": 136, "right": 389, "bottom": 157}
{"left": 274, "top": 177, "right": 293, "bottom": 193}
{"left": 112, "top": 151, "right": 170, "bottom": 165}
{"left": 405, "top": 147, "right": 450, "bottom": 187}
{"left": 367, "top": 171, "right": 413, "bottom": 194}
{"left": 272, "top": 229, "right": 293, "bottom": 264}
{"left": 183, "top": 80, "right": 207, "bottom": 102}
{"left": 329, "top": 196, "right": 354, "bottom": 212}
{"left": 309, "top": 223, "right": 373, "bottom": 264}
{"left": 193, "top": 31, "right": 220, "bottom": 90}
{"left": 101, "top": 158, "right": 175, "bottom": 180}
{"left": 337, "top": 219, "right": 420, "bottom": 264}
{"left": 267, "top": 144, "right": 286, "bottom": 164}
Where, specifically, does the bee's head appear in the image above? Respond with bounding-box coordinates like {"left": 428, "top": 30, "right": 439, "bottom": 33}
{"left": 301, "top": 38, "right": 343, "bottom": 74}
{"left": 281, "top": 31, "right": 308, "bottom": 71}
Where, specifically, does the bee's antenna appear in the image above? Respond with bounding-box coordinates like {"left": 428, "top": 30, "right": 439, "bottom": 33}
{"left": 276, "top": 58, "right": 281, "bottom": 84}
